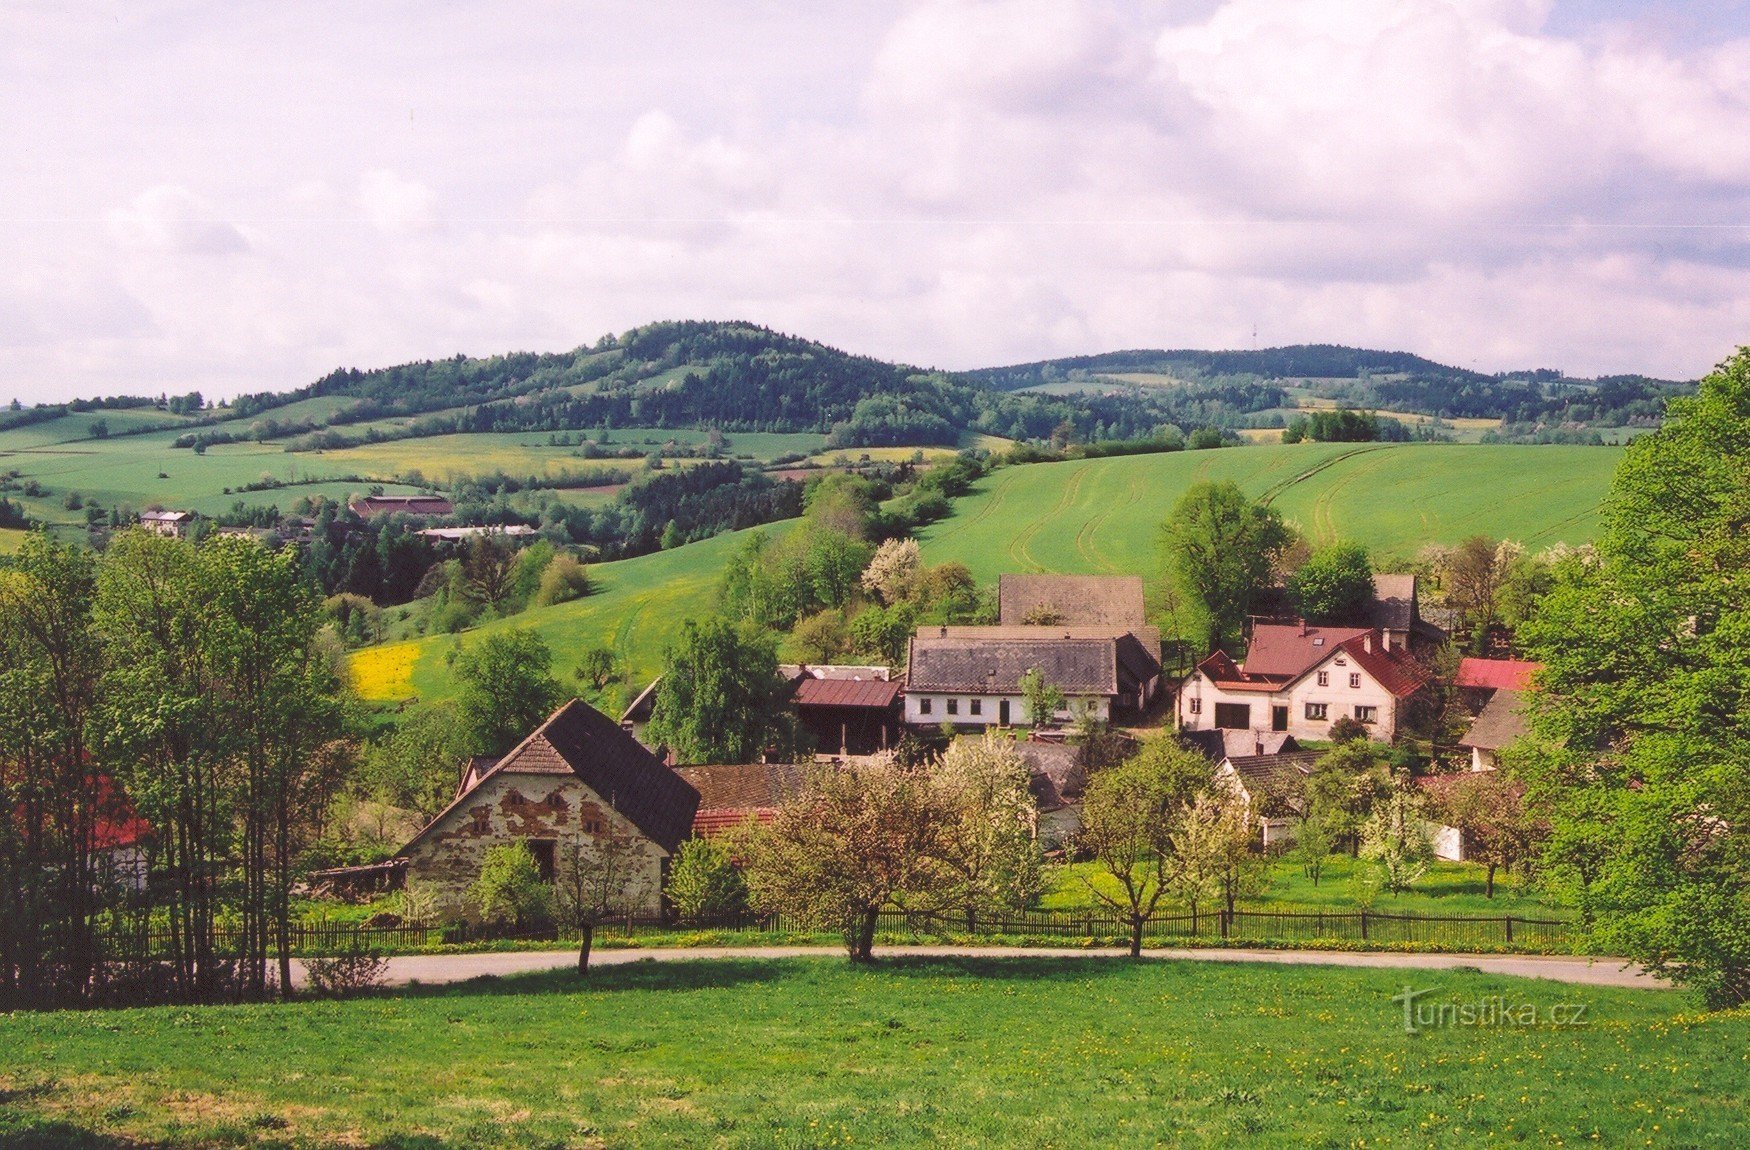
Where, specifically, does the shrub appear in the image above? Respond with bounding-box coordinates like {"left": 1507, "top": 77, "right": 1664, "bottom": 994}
{"left": 534, "top": 553, "right": 592, "bottom": 607}
{"left": 469, "top": 842, "right": 552, "bottom": 928}
{"left": 667, "top": 838, "right": 749, "bottom": 923}
{"left": 303, "top": 946, "right": 389, "bottom": 998}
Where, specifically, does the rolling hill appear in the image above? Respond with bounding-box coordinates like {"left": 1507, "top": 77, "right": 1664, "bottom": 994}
{"left": 349, "top": 441, "right": 1621, "bottom": 707}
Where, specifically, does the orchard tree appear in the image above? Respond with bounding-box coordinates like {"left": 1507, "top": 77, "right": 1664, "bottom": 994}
{"left": 739, "top": 759, "right": 943, "bottom": 962}
{"left": 931, "top": 734, "right": 1042, "bottom": 930}
{"left": 1359, "top": 780, "right": 1433, "bottom": 893}
{"left": 1162, "top": 481, "right": 1291, "bottom": 648}
{"left": 555, "top": 833, "right": 655, "bottom": 974}
{"left": 666, "top": 837, "right": 749, "bottom": 924}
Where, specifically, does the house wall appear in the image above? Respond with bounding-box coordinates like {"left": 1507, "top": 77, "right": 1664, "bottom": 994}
{"left": 902, "top": 692, "right": 1110, "bottom": 728}
{"left": 401, "top": 772, "right": 668, "bottom": 917}
{"left": 1428, "top": 822, "right": 1465, "bottom": 862}
{"left": 1178, "top": 653, "right": 1401, "bottom": 743}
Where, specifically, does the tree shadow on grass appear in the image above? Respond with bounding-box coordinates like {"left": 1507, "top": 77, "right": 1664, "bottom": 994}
{"left": 860, "top": 954, "right": 1143, "bottom": 984}
{"left": 0, "top": 1113, "right": 160, "bottom": 1149}
{"left": 390, "top": 956, "right": 797, "bottom": 1001}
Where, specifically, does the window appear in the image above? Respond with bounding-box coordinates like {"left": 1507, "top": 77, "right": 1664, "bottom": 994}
{"left": 1187, "top": 697, "right": 1203, "bottom": 716}
{"left": 1349, "top": 673, "right": 1361, "bottom": 689}
{"left": 526, "top": 839, "right": 557, "bottom": 882}
{"left": 969, "top": 698, "right": 983, "bottom": 716}
{"left": 918, "top": 697, "right": 933, "bottom": 715}
{"left": 1316, "top": 671, "right": 1329, "bottom": 687}
{"left": 1305, "top": 702, "right": 1328, "bottom": 721}
{"left": 1355, "top": 705, "right": 1378, "bottom": 724}
{"left": 947, "top": 698, "right": 959, "bottom": 716}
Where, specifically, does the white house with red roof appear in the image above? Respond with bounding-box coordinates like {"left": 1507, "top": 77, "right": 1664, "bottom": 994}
{"left": 1177, "top": 622, "right": 1429, "bottom": 743}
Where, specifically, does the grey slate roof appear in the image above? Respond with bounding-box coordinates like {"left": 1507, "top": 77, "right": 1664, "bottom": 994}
{"left": 1367, "top": 573, "right": 1419, "bottom": 632}
{"left": 1182, "top": 729, "right": 1300, "bottom": 762}
{"left": 1459, "top": 689, "right": 1531, "bottom": 752}
{"left": 998, "top": 574, "right": 1147, "bottom": 628}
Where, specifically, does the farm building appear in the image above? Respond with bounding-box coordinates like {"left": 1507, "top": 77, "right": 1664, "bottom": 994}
{"left": 997, "top": 574, "right": 1146, "bottom": 629}
{"left": 1180, "top": 728, "right": 1300, "bottom": 762}
{"left": 1215, "top": 750, "right": 1321, "bottom": 850}
{"left": 397, "top": 699, "right": 698, "bottom": 916}
{"left": 348, "top": 494, "right": 455, "bottom": 518}
{"left": 1365, "top": 573, "right": 1447, "bottom": 655}
{"left": 1012, "top": 739, "right": 1086, "bottom": 850}
{"left": 1177, "top": 623, "right": 1429, "bottom": 743}
{"left": 783, "top": 665, "right": 902, "bottom": 756}
{"left": 904, "top": 626, "right": 1163, "bottom": 728}
{"left": 138, "top": 509, "right": 192, "bottom": 537}
{"left": 672, "top": 762, "right": 805, "bottom": 839}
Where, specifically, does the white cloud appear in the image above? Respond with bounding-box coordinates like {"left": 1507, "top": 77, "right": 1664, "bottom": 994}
{"left": 107, "top": 185, "right": 250, "bottom": 255}
{"left": 358, "top": 170, "right": 440, "bottom": 235}
{"left": 5, "top": 0, "right": 1750, "bottom": 404}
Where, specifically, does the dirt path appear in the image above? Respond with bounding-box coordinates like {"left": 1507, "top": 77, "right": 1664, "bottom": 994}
{"left": 310, "top": 945, "right": 1663, "bottom": 991}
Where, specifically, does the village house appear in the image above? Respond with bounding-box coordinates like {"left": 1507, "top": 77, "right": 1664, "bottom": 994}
{"left": 397, "top": 700, "right": 699, "bottom": 916}
{"left": 348, "top": 494, "right": 455, "bottom": 518}
{"left": 1365, "top": 573, "right": 1447, "bottom": 655}
{"left": 139, "top": 509, "right": 192, "bottom": 537}
{"left": 1452, "top": 656, "right": 1542, "bottom": 769}
{"left": 1177, "top": 622, "right": 1429, "bottom": 743}
{"left": 997, "top": 573, "right": 1147, "bottom": 629}
{"left": 1215, "top": 749, "right": 1322, "bottom": 850}
{"left": 904, "top": 626, "right": 1163, "bottom": 728}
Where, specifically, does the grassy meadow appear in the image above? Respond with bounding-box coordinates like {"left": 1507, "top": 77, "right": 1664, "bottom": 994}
{"left": 917, "top": 442, "right": 1619, "bottom": 584}
{"left": 348, "top": 523, "right": 781, "bottom": 703}
{"left": 0, "top": 957, "right": 1739, "bottom": 1148}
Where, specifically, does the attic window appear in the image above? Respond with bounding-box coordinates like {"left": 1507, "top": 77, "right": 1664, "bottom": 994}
{"left": 1312, "top": 638, "right": 1324, "bottom": 646}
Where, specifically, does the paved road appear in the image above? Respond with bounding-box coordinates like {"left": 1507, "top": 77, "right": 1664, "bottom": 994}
{"left": 298, "top": 945, "right": 1663, "bottom": 990}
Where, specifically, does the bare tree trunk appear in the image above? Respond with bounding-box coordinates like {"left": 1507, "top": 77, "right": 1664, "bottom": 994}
{"left": 850, "top": 907, "right": 878, "bottom": 963}
{"left": 1129, "top": 916, "right": 1144, "bottom": 959}
{"left": 1485, "top": 863, "right": 1497, "bottom": 899}
{"left": 577, "top": 922, "right": 595, "bottom": 975}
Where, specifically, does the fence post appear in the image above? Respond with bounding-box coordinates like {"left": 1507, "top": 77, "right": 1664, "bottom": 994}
{"left": 1359, "top": 909, "right": 1368, "bottom": 941}
{"left": 1505, "top": 915, "right": 1514, "bottom": 944}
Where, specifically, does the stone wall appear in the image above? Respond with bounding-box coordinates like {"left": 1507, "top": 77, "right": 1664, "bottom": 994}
{"left": 402, "top": 770, "right": 668, "bottom": 918}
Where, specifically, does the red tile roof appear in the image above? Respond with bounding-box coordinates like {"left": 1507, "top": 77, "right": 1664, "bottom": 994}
{"left": 1196, "top": 626, "right": 1427, "bottom": 699}
{"left": 1454, "top": 657, "right": 1542, "bottom": 692}
{"left": 791, "top": 677, "right": 903, "bottom": 709}
{"left": 1339, "top": 636, "right": 1430, "bottom": 699}
{"left": 1241, "top": 624, "right": 1372, "bottom": 678}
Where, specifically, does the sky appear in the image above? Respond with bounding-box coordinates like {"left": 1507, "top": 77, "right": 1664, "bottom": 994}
{"left": 5, "top": 0, "right": 1750, "bottom": 405}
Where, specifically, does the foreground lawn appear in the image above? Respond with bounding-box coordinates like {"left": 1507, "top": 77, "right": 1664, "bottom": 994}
{"left": 2, "top": 958, "right": 1741, "bottom": 1148}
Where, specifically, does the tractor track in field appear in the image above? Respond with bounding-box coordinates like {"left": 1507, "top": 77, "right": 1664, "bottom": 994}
{"left": 1256, "top": 444, "right": 1392, "bottom": 508}
{"left": 1009, "top": 462, "right": 1087, "bottom": 570}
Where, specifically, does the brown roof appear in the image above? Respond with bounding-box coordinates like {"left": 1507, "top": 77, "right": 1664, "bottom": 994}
{"left": 401, "top": 699, "right": 699, "bottom": 856}
{"left": 907, "top": 632, "right": 1161, "bottom": 696}
{"left": 1014, "top": 741, "right": 1084, "bottom": 811}
{"left": 1367, "top": 574, "right": 1418, "bottom": 632}
{"left": 349, "top": 495, "right": 454, "bottom": 518}
{"left": 1459, "top": 689, "right": 1532, "bottom": 751}
{"left": 791, "top": 678, "right": 903, "bottom": 709}
{"left": 998, "top": 574, "right": 1146, "bottom": 628}
{"left": 1242, "top": 624, "right": 1372, "bottom": 678}
{"left": 673, "top": 763, "right": 805, "bottom": 839}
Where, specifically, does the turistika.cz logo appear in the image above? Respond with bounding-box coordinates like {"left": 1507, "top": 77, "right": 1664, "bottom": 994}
{"left": 1390, "top": 985, "right": 1591, "bottom": 1034}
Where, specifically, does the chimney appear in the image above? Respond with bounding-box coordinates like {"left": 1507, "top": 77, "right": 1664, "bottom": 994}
{"left": 1299, "top": 618, "right": 1308, "bottom": 636}
{"left": 1364, "top": 633, "right": 1373, "bottom": 654}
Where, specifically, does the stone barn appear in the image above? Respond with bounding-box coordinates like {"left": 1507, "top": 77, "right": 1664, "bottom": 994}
{"left": 397, "top": 699, "right": 700, "bottom": 916}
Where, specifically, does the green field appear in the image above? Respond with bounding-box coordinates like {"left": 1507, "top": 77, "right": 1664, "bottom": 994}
{"left": 349, "top": 523, "right": 779, "bottom": 702}
{"left": 0, "top": 957, "right": 1737, "bottom": 1148}
{"left": 1041, "top": 856, "right": 1565, "bottom": 919}
{"left": 917, "top": 443, "right": 1619, "bottom": 583}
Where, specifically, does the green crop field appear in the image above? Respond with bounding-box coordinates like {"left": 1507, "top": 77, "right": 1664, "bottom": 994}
{"left": 916, "top": 443, "right": 1620, "bottom": 584}
{"left": 348, "top": 523, "right": 780, "bottom": 703}
{"left": 0, "top": 957, "right": 1737, "bottom": 1148}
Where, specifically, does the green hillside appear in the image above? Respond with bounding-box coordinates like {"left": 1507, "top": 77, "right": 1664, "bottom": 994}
{"left": 916, "top": 442, "right": 1620, "bottom": 583}
{"left": 351, "top": 443, "right": 1620, "bottom": 706}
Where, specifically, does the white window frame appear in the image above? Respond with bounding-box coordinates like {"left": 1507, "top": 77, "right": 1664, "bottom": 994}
{"left": 1349, "top": 673, "right": 1361, "bottom": 689}
{"left": 1188, "top": 697, "right": 1202, "bottom": 715}
{"left": 1305, "top": 702, "right": 1328, "bottom": 721}
{"left": 1316, "top": 671, "right": 1329, "bottom": 687}
{"left": 919, "top": 697, "right": 933, "bottom": 715}
{"left": 1354, "top": 704, "right": 1378, "bottom": 724}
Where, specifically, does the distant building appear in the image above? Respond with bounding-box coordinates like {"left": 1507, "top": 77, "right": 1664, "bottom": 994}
{"left": 1215, "top": 750, "right": 1322, "bottom": 850}
{"left": 672, "top": 762, "right": 805, "bottom": 839}
{"left": 1364, "top": 573, "right": 1447, "bottom": 655}
{"left": 1177, "top": 623, "right": 1429, "bottom": 743}
{"left": 139, "top": 509, "right": 192, "bottom": 537}
{"left": 998, "top": 574, "right": 1147, "bottom": 629}
{"left": 416, "top": 525, "right": 539, "bottom": 542}
{"left": 1180, "top": 728, "right": 1300, "bottom": 762}
{"left": 397, "top": 700, "right": 699, "bottom": 915}
{"left": 348, "top": 494, "right": 454, "bottom": 518}
{"left": 783, "top": 665, "right": 902, "bottom": 756}
{"left": 905, "top": 626, "right": 1163, "bottom": 728}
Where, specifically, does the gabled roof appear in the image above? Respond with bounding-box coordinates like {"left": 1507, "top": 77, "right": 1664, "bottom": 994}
{"left": 1454, "top": 657, "right": 1542, "bottom": 692}
{"left": 792, "top": 677, "right": 903, "bottom": 709}
{"left": 907, "top": 625, "right": 1163, "bottom": 697}
{"left": 1196, "top": 625, "right": 1427, "bottom": 699}
{"left": 1182, "top": 729, "right": 1300, "bottom": 762}
{"left": 349, "top": 495, "right": 455, "bottom": 518}
{"left": 1225, "top": 751, "right": 1321, "bottom": 796}
{"left": 1241, "top": 624, "right": 1372, "bottom": 678}
{"left": 1367, "top": 574, "right": 1419, "bottom": 632}
{"left": 401, "top": 699, "right": 700, "bottom": 855}
{"left": 998, "top": 574, "right": 1146, "bottom": 629}
{"left": 140, "top": 509, "right": 191, "bottom": 523}
{"left": 1013, "top": 741, "right": 1084, "bottom": 811}
{"left": 1459, "top": 689, "right": 1532, "bottom": 751}
{"left": 454, "top": 755, "right": 500, "bottom": 801}
{"left": 673, "top": 763, "right": 804, "bottom": 839}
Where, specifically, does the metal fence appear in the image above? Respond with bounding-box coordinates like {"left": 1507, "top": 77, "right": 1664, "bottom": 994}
{"left": 101, "top": 905, "right": 1571, "bottom": 959}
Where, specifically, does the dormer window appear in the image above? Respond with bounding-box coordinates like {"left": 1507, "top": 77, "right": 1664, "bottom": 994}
{"left": 1312, "top": 637, "right": 1324, "bottom": 646}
